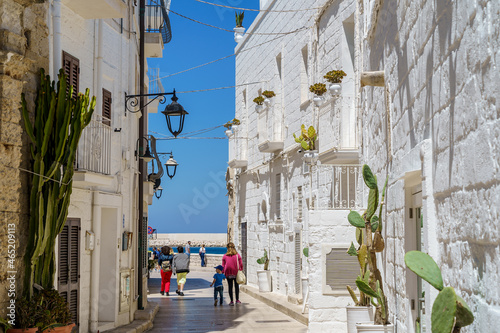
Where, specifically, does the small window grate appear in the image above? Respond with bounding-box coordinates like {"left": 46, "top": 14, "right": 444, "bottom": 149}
{"left": 325, "top": 247, "right": 359, "bottom": 291}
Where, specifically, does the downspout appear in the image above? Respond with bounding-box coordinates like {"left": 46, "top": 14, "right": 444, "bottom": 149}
{"left": 89, "top": 191, "right": 101, "bottom": 332}
{"left": 89, "top": 19, "right": 104, "bottom": 333}
{"left": 52, "top": 0, "right": 62, "bottom": 77}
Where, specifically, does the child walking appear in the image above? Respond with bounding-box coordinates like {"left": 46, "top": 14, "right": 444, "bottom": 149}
{"left": 210, "top": 265, "right": 225, "bottom": 306}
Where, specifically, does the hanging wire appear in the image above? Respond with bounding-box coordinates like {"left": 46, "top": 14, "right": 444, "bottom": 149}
{"left": 194, "top": 0, "right": 322, "bottom": 12}
{"left": 168, "top": 8, "right": 311, "bottom": 35}
{"left": 0, "top": 162, "right": 70, "bottom": 186}
{"left": 175, "top": 80, "right": 265, "bottom": 94}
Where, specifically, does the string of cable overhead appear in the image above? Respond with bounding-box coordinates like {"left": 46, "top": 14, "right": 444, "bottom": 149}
{"left": 168, "top": 8, "right": 311, "bottom": 35}
{"left": 194, "top": 0, "right": 322, "bottom": 13}
{"left": 175, "top": 80, "right": 265, "bottom": 94}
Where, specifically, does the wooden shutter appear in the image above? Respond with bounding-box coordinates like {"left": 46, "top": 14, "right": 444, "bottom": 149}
{"left": 241, "top": 222, "right": 247, "bottom": 277}
{"left": 275, "top": 173, "right": 281, "bottom": 219}
{"left": 59, "top": 218, "right": 80, "bottom": 329}
{"left": 62, "top": 51, "right": 79, "bottom": 99}
{"left": 102, "top": 89, "right": 112, "bottom": 126}
{"left": 295, "top": 233, "right": 301, "bottom": 294}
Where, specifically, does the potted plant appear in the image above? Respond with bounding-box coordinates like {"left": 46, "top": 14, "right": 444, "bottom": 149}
{"left": 347, "top": 165, "right": 392, "bottom": 332}
{"left": 224, "top": 118, "right": 241, "bottom": 137}
{"left": 324, "top": 70, "right": 347, "bottom": 95}
{"left": 36, "top": 289, "right": 74, "bottom": 333}
{"left": 256, "top": 249, "right": 271, "bottom": 292}
{"left": 234, "top": 11, "right": 245, "bottom": 42}
{"left": 253, "top": 96, "right": 265, "bottom": 113}
{"left": 405, "top": 251, "right": 474, "bottom": 333}
{"left": 346, "top": 232, "right": 374, "bottom": 333}
{"left": 309, "top": 83, "right": 327, "bottom": 106}
{"left": 0, "top": 297, "right": 42, "bottom": 332}
{"left": 262, "top": 90, "right": 276, "bottom": 106}
{"left": 293, "top": 124, "right": 318, "bottom": 164}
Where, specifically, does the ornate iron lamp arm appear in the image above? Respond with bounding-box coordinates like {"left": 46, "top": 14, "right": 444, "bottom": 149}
{"left": 124, "top": 90, "right": 177, "bottom": 114}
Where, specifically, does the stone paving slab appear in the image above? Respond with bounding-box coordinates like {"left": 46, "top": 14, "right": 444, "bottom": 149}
{"left": 146, "top": 270, "right": 308, "bottom": 332}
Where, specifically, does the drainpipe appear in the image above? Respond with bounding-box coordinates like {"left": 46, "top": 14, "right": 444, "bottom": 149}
{"left": 89, "top": 191, "right": 101, "bottom": 332}
{"left": 52, "top": 0, "right": 62, "bottom": 77}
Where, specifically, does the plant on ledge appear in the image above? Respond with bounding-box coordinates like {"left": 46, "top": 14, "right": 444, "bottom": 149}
{"left": 257, "top": 249, "right": 270, "bottom": 270}
{"left": 405, "top": 251, "right": 474, "bottom": 333}
{"left": 309, "top": 83, "right": 327, "bottom": 96}
{"left": 293, "top": 124, "right": 317, "bottom": 151}
{"left": 224, "top": 118, "right": 241, "bottom": 129}
{"left": 262, "top": 90, "right": 276, "bottom": 98}
{"left": 253, "top": 96, "right": 265, "bottom": 105}
{"left": 235, "top": 11, "right": 244, "bottom": 27}
{"left": 21, "top": 68, "right": 95, "bottom": 298}
{"left": 324, "top": 70, "right": 347, "bottom": 83}
{"left": 347, "top": 165, "right": 389, "bottom": 325}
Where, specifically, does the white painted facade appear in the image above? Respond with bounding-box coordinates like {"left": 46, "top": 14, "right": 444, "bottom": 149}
{"left": 230, "top": 0, "right": 499, "bottom": 332}
{"left": 49, "top": 1, "right": 166, "bottom": 331}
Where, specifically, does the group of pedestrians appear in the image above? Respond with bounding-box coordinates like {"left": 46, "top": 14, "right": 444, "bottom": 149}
{"left": 155, "top": 242, "right": 243, "bottom": 306}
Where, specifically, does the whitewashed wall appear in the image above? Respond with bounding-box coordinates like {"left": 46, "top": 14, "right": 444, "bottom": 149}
{"left": 360, "top": 0, "right": 500, "bottom": 332}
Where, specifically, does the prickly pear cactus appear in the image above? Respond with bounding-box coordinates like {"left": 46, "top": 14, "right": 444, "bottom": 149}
{"left": 21, "top": 68, "right": 95, "bottom": 297}
{"left": 293, "top": 124, "right": 317, "bottom": 150}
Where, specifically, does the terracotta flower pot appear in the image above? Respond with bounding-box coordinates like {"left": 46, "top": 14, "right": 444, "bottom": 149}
{"left": 43, "top": 324, "right": 75, "bottom": 333}
{"left": 7, "top": 328, "right": 39, "bottom": 333}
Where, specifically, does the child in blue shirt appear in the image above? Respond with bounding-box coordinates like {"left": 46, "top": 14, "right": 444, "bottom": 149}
{"left": 210, "top": 265, "right": 225, "bottom": 306}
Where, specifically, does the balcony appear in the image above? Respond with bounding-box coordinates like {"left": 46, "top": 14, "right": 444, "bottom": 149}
{"left": 144, "top": 1, "right": 172, "bottom": 58}
{"left": 258, "top": 140, "right": 284, "bottom": 153}
{"left": 62, "top": 0, "right": 126, "bottom": 19}
{"left": 147, "top": 68, "right": 164, "bottom": 113}
{"left": 312, "top": 164, "right": 365, "bottom": 210}
{"left": 74, "top": 115, "right": 113, "bottom": 187}
{"left": 228, "top": 131, "right": 248, "bottom": 168}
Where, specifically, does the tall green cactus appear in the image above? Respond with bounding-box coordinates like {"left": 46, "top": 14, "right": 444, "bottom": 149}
{"left": 21, "top": 68, "right": 95, "bottom": 297}
{"left": 405, "top": 251, "right": 474, "bottom": 333}
{"left": 347, "top": 164, "right": 389, "bottom": 324}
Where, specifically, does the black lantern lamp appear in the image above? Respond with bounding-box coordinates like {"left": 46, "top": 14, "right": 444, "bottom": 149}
{"left": 136, "top": 136, "right": 154, "bottom": 163}
{"left": 165, "top": 153, "right": 178, "bottom": 179}
{"left": 162, "top": 91, "right": 188, "bottom": 138}
{"left": 154, "top": 185, "right": 163, "bottom": 199}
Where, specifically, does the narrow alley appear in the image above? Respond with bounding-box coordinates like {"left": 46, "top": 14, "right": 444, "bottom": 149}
{"left": 146, "top": 270, "right": 307, "bottom": 332}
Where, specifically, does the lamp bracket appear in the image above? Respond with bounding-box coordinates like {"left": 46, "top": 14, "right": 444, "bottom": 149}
{"left": 124, "top": 90, "right": 176, "bottom": 115}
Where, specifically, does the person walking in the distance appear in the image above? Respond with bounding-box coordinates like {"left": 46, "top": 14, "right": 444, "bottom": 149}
{"left": 173, "top": 246, "right": 190, "bottom": 296}
{"left": 222, "top": 242, "right": 243, "bottom": 305}
{"left": 199, "top": 244, "right": 206, "bottom": 267}
{"left": 185, "top": 241, "right": 191, "bottom": 257}
{"left": 210, "top": 265, "right": 225, "bottom": 306}
{"left": 158, "top": 246, "right": 173, "bottom": 296}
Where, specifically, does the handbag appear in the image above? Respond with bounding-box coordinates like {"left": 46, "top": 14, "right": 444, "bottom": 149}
{"left": 236, "top": 255, "right": 246, "bottom": 285}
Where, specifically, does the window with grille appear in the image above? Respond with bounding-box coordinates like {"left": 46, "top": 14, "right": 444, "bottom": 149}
{"left": 275, "top": 173, "right": 281, "bottom": 220}
{"left": 102, "top": 88, "right": 112, "bottom": 126}
{"left": 58, "top": 218, "right": 80, "bottom": 327}
{"left": 62, "top": 51, "right": 79, "bottom": 99}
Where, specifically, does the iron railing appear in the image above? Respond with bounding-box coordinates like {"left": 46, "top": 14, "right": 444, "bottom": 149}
{"left": 75, "top": 114, "right": 111, "bottom": 175}
{"left": 312, "top": 164, "right": 365, "bottom": 210}
{"left": 145, "top": 0, "right": 171, "bottom": 44}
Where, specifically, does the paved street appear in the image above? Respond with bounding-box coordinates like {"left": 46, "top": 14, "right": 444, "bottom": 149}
{"left": 147, "top": 270, "right": 307, "bottom": 332}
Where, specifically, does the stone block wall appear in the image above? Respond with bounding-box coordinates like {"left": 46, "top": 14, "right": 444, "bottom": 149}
{"left": 0, "top": 0, "right": 48, "bottom": 318}
{"left": 361, "top": 0, "right": 500, "bottom": 332}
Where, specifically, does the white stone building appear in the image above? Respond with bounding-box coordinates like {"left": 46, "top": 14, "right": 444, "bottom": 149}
{"left": 229, "top": 0, "right": 499, "bottom": 332}
{"left": 46, "top": 0, "right": 170, "bottom": 331}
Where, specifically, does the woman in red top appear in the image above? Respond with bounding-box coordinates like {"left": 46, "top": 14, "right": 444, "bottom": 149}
{"left": 222, "top": 242, "right": 243, "bottom": 305}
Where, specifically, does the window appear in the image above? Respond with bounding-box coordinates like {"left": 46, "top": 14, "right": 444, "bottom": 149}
{"left": 275, "top": 173, "right": 281, "bottom": 219}
{"left": 297, "top": 186, "right": 303, "bottom": 221}
{"left": 102, "top": 89, "right": 112, "bottom": 126}
{"left": 62, "top": 51, "right": 79, "bottom": 99}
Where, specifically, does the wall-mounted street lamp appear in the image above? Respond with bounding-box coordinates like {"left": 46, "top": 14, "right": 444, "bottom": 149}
{"left": 164, "top": 153, "right": 178, "bottom": 179}
{"left": 135, "top": 136, "right": 154, "bottom": 162}
{"left": 125, "top": 90, "right": 189, "bottom": 137}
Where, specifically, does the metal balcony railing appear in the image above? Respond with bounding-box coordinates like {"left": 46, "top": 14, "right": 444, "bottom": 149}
{"left": 75, "top": 114, "right": 112, "bottom": 175}
{"left": 145, "top": 0, "right": 172, "bottom": 44}
{"left": 148, "top": 68, "right": 164, "bottom": 94}
{"left": 312, "top": 164, "right": 365, "bottom": 210}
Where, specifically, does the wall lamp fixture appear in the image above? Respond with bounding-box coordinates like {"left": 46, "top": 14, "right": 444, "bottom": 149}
{"left": 135, "top": 136, "right": 154, "bottom": 162}
{"left": 125, "top": 89, "right": 189, "bottom": 137}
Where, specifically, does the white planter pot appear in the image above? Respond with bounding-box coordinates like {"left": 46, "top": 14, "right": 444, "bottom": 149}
{"left": 356, "top": 323, "right": 394, "bottom": 333}
{"left": 255, "top": 104, "right": 264, "bottom": 113}
{"left": 301, "top": 277, "right": 309, "bottom": 300}
{"left": 257, "top": 270, "right": 272, "bottom": 292}
{"left": 346, "top": 306, "right": 374, "bottom": 333}
{"left": 225, "top": 129, "right": 233, "bottom": 137}
{"left": 264, "top": 97, "right": 273, "bottom": 107}
{"left": 329, "top": 83, "right": 341, "bottom": 95}
{"left": 303, "top": 150, "right": 319, "bottom": 164}
{"left": 234, "top": 27, "right": 245, "bottom": 42}
{"left": 313, "top": 95, "right": 325, "bottom": 106}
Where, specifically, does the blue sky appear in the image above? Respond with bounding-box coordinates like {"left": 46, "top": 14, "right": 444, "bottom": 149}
{"left": 147, "top": 0, "right": 259, "bottom": 233}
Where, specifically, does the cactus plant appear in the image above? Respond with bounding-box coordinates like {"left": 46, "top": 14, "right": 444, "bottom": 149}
{"left": 309, "top": 83, "right": 327, "bottom": 96}
{"left": 21, "top": 68, "right": 95, "bottom": 297}
{"left": 346, "top": 239, "right": 371, "bottom": 306}
{"left": 235, "top": 11, "right": 244, "bottom": 27}
{"left": 347, "top": 164, "right": 389, "bottom": 325}
{"left": 257, "top": 249, "right": 269, "bottom": 270}
{"left": 293, "top": 124, "right": 317, "bottom": 151}
{"left": 405, "top": 251, "right": 474, "bottom": 333}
